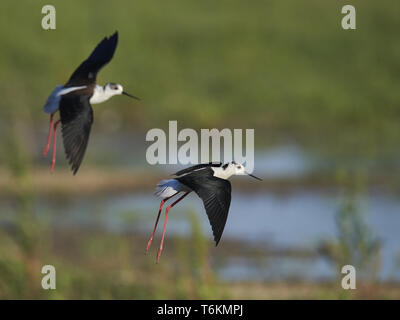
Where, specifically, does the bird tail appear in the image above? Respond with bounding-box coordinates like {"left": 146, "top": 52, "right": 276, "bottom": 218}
{"left": 154, "top": 179, "right": 180, "bottom": 199}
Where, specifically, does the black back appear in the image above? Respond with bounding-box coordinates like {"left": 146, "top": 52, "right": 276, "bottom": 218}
{"left": 66, "top": 31, "right": 119, "bottom": 86}
{"left": 176, "top": 165, "right": 231, "bottom": 245}
{"left": 59, "top": 93, "right": 93, "bottom": 174}
{"left": 174, "top": 162, "right": 222, "bottom": 177}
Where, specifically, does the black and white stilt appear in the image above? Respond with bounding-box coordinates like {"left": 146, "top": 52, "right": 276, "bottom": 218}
{"left": 42, "top": 31, "right": 139, "bottom": 174}
{"left": 146, "top": 162, "right": 262, "bottom": 263}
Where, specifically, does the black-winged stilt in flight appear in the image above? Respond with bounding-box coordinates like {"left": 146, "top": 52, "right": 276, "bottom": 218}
{"left": 42, "top": 31, "right": 139, "bottom": 174}
{"left": 146, "top": 161, "right": 262, "bottom": 263}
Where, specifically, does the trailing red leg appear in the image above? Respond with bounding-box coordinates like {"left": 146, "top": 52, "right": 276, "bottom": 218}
{"left": 156, "top": 192, "right": 190, "bottom": 263}
{"left": 146, "top": 193, "right": 178, "bottom": 253}
{"left": 43, "top": 113, "right": 54, "bottom": 157}
{"left": 50, "top": 119, "right": 61, "bottom": 173}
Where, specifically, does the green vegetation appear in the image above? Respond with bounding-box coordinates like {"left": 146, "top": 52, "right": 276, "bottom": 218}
{"left": 0, "top": 0, "right": 399, "bottom": 299}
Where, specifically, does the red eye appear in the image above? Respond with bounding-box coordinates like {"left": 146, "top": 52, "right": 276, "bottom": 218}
{"left": 237, "top": 166, "right": 241, "bottom": 169}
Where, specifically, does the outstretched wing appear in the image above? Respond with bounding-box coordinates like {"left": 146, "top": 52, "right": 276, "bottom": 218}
{"left": 66, "top": 31, "right": 118, "bottom": 86}
{"left": 59, "top": 94, "right": 93, "bottom": 175}
{"left": 174, "top": 162, "right": 222, "bottom": 177}
{"left": 177, "top": 169, "right": 231, "bottom": 245}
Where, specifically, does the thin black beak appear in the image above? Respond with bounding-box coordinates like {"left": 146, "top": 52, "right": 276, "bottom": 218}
{"left": 122, "top": 91, "right": 140, "bottom": 100}
{"left": 246, "top": 172, "right": 263, "bottom": 181}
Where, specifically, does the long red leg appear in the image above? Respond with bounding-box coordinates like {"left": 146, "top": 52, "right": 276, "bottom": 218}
{"left": 43, "top": 113, "right": 54, "bottom": 157}
{"left": 50, "top": 120, "right": 61, "bottom": 173}
{"left": 146, "top": 193, "right": 178, "bottom": 253}
{"left": 156, "top": 192, "right": 190, "bottom": 263}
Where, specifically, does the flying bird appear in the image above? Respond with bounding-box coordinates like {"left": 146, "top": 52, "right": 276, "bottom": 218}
{"left": 146, "top": 161, "right": 262, "bottom": 263}
{"left": 42, "top": 31, "right": 139, "bottom": 174}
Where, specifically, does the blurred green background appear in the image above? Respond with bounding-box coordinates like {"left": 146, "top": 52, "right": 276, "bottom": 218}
{"left": 0, "top": 0, "right": 399, "bottom": 299}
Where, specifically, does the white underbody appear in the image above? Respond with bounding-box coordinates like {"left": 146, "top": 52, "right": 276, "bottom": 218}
{"left": 43, "top": 85, "right": 87, "bottom": 114}
{"left": 154, "top": 179, "right": 192, "bottom": 199}
{"left": 43, "top": 84, "right": 112, "bottom": 114}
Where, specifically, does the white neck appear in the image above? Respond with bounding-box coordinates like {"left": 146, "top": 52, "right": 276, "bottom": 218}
{"left": 89, "top": 85, "right": 115, "bottom": 104}
{"left": 211, "top": 166, "right": 235, "bottom": 180}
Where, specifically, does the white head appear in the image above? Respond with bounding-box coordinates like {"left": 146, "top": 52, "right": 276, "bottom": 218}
{"left": 212, "top": 161, "right": 262, "bottom": 180}
{"left": 104, "top": 82, "right": 123, "bottom": 96}
{"left": 104, "top": 82, "right": 140, "bottom": 99}
{"left": 90, "top": 83, "right": 139, "bottom": 104}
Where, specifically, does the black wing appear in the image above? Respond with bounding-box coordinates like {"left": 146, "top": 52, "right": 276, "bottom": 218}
{"left": 177, "top": 169, "right": 231, "bottom": 245}
{"left": 66, "top": 31, "right": 118, "bottom": 86}
{"left": 59, "top": 94, "right": 93, "bottom": 175}
{"left": 174, "top": 162, "right": 222, "bottom": 177}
